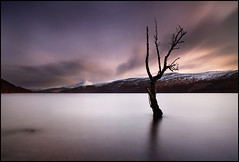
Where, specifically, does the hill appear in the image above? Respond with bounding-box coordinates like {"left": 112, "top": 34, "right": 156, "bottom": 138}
{"left": 38, "top": 70, "right": 238, "bottom": 93}
{"left": 1, "top": 79, "right": 32, "bottom": 93}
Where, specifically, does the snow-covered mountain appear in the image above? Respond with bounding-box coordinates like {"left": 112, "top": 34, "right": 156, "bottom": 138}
{"left": 57, "top": 70, "right": 238, "bottom": 93}
{"left": 3, "top": 70, "right": 237, "bottom": 93}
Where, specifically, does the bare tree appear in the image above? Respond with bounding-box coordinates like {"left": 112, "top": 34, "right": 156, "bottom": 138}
{"left": 146, "top": 20, "right": 187, "bottom": 119}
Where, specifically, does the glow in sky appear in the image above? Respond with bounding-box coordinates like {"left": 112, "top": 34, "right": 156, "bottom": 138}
{"left": 1, "top": 1, "right": 238, "bottom": 89}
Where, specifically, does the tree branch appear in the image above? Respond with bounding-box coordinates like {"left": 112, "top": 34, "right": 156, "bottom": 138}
{"left": 167, "top": 57, "right": 180, "bottom": 72}
{"left": 163, "top": 26, "right": 186, "bottom": 68}
{"left": 154, "top": 25, "right": 186, "bottom": 80}
{"left": 154, "top": 19, "right": 161, "bottom": 74}
{"left": 171, "top": 57, "right": 180, "bottom": 65}
{"left": 145, "top": 26, "right": 153, "bottom": 81}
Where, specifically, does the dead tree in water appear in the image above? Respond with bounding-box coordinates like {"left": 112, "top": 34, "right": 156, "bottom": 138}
{"left": 146, "top": 20, "right": 186, "bottom": 119}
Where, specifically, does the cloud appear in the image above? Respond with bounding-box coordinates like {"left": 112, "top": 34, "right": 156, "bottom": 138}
{"left": 183, "top": 8, "right": 237, "bottom": 53}
{"left": 179, "top": 9, "right": 238, "bottom": 71}
{"left": 116, "top": 48, "right": 144, "bottom": 75}
{"left": 2, "top": 60, "right": 114, "bottom": 89}
{"left": 1, "top": 2, "right": 237, "bottom": 88}
{"left": 119, "top": 7, "right": 238, "bottom": 75}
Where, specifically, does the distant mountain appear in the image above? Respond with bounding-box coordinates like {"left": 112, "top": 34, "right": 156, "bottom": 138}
{"left": 1, "top": 79, "right": 32, "bottom": 93}
{"left": 35, "top": 80, "right": 87, "bottom": 93}
{"left": 38, "top": 70, "right": 238, "bottom": 93}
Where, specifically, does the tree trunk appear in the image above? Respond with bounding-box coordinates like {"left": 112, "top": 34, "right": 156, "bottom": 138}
{"left": 147, "top": 81, "right": 163, "bottom": 119}
{"left": 145, "top": 22, "right": 186, "bottom": 118}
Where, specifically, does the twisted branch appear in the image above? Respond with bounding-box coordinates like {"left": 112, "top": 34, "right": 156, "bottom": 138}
{"left": 146, "top": 22, "right": 186, "bottom": 81}
{"left": 154, "top": 25, "right": 186, "bottom": 80}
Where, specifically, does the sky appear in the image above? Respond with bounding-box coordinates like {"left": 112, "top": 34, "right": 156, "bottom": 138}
{"left": 1, "top": 1, "right": 238, "bottom": 89}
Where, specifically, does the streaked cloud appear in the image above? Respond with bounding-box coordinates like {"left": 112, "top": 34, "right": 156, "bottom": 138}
{"left": 2, "top": 60, "right": 114, "bottom": 89}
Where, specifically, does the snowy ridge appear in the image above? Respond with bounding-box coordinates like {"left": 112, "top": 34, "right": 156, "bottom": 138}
{"left": 159, "top": 70, "right": 238, "bottom": 83}
{"left": 38, "top": 70, "right": 238, "bottom": 93}
{"left": 94, "top": 70, "right": 238, "bottom": 88}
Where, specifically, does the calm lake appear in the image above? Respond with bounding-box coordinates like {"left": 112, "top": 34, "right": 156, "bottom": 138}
{"left": 1, "top": 93, "right": 238, "bottom": 161}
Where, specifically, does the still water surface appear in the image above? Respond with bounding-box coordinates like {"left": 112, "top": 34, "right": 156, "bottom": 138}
{"left": 1, "top": 93, "right": 238, "bottom": 161}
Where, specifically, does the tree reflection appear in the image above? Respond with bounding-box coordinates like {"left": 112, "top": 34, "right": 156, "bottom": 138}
{"left": 148, "top": 117, "right": 162, "bottom": 161}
